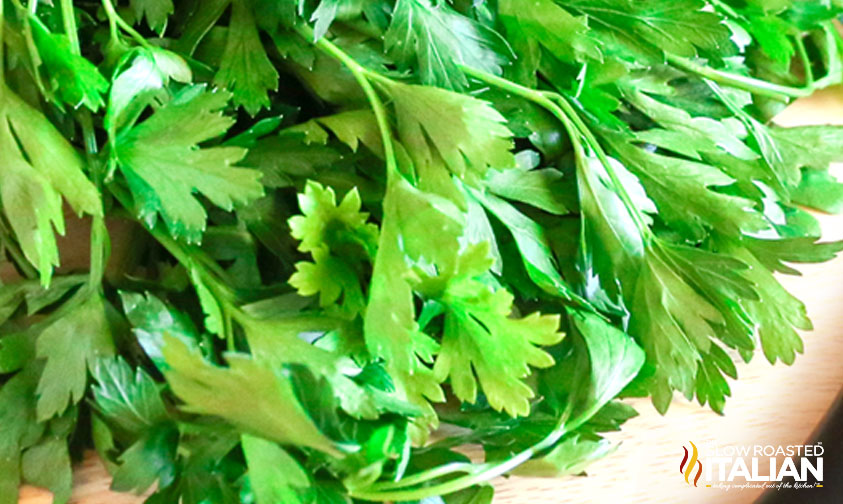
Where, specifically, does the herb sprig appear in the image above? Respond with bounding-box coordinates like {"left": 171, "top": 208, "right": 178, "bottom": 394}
{"left": 2, "top": 1, "right": 843, "bottom": 503}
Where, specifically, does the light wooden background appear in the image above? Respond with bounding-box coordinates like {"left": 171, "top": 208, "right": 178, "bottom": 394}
{"left": 19, "top": 89, "right": 843, "bottom": 504}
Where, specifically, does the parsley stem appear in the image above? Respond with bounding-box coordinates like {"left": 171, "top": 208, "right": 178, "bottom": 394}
{"left": 351, "top": 368, "right": 598, "bottom": 501}
{"left": 297, "top": 25, "right": 398, "bottom": 177}
{"left": 59, "top": 0, "right": 108, "bottom": 285}
{"left": 363, "top": 462, "right": 476, "bottom": 491}
{"left": 101, "top": 0, "right": 151, "bottom": 49}
{"left": 665, "top": 53, "right": 813, "bottom": 99}
{"left": 351, "top": 416, "right": 575, "bottom": 501}
{"left": 708, "top": 0, "right": 741, "bottom": 20}
{"left": 795, "top": 35, "right": 815, "bottom": 87}
{"left": 548, "top": 93, "right": 654, "bottom": 238}
{"left": 59, "top": 0, "right": 81, "bottom": 54}
{"left": 458, "top": 65, "right": 652, "bottom": 238}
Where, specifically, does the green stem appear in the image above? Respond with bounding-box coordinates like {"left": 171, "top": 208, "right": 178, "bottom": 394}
{"left": 708, "top": 0, "right": 741, "bottom": 20}
{"left": 365, "top": 462, "right": 476, "bottom": 491}
{"left": 547, "top": 92, "right": 653, "bottom": 238}
{"left": 101, "top": 0, "right": 151, "bottom": 48}
{"left": 665, "top": 53, "right": 813, "bottom": 99}
{"left": 297, "top": 25, "right": 398, "bottom": 177}
{"left": 59, "top": 0, "right": 108, "bottom": 285}
{"left": 59, "top": 0, "right": 81, "bottom": 55}
{"left": 794, "top": 34, "right": 815, "bottom": 87}
{"left": 352, "top": 420, "right": 572, "bottom": 501}
{"left": 459, "top": 65, "right": 652, "bottom": 238}
{"left": 352, "top": 374, "right": 599, "bottom": 501}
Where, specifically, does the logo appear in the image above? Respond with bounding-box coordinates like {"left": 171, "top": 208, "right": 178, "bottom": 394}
{"left": 675, "top": 441, "right": 824, "bottom": 491}
{"left": 679, "top": 441, "right": 703, "bottom": 487}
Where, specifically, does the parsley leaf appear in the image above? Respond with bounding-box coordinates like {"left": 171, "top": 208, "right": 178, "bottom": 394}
{"left": 385, "top": 0, "right": 509, "bottom": 90}
{"left": 130, "top": 0, "right": 175, "bottom": 34}
{"left": 0, "top": 87, "right": 101, "bottom": 283}
{"left": 241, "top": 434, "right": 309, "bottom": 504}
{"left": 114, "top": 86, "right": 264, "bottom": 242}
{"left": 91, "top": 357, "right": 170, "bottom": 433}
{"left": 2, "top": 1, "right": 843, "bottom": 500}
{"left": 386, "top": 81, "right": 516, "bottom": 184}
{"left": 560, "top": 0, "right": 731, "bottom": 58}
{"left": 418, "top": 243, "right": 563, "bottom": 417}
{"left": 35, "top": 292, "right": 115, "bottom": 421}
{"left": 162, "top": 333, "right": 341, "bottom": 456}
{"left": 28, "top": 17, "right": 108, "bottom": 111}
{"left": 214, "top": 0, "right": 279, "bottom": 115}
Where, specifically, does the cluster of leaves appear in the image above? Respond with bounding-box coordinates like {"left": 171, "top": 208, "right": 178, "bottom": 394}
{"left": 1, "top": 0, "right": 843, "bottom": 502}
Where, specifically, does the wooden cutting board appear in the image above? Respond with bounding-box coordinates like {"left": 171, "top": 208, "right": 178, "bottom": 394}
{"left": 19, "top": 88, "right": 843, "bottom": 504}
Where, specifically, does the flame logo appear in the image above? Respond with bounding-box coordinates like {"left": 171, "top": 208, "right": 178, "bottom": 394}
{"left": 679, "top": 441, "right": 703, "bottom": 487}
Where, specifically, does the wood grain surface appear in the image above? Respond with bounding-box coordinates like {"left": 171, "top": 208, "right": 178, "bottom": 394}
{"left": 18, "top": 88, "right": 843, "bottom": 504}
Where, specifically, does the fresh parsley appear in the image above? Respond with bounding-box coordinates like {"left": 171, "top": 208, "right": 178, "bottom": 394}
{"left": 1, "top": 1, "right": 843, "bottom": 503}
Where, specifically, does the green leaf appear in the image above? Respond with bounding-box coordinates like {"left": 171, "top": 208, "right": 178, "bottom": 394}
{"left": 628, "top": 244, "right": 721, "bottom": 412}
{"left": 120, "top": 291, "right": 200, "bottom": 370}
{"left": 694, "top": 343, "right": 736, "bottom": 414}
{"left": 0, "top": 331, "right": 36, "bottom": 374}
{"left": 384, "top": 0, "right": 509, "bottom": 90}
{"left": 746, "top": 15, "right": 797, "bottom": 65}
{"left": 622, "top": 84, "right": 759, "bottom": 161}
{"left": 484, "top": 166, "right": 570, "bottom": 215}
{"left": 288, "top": 181, "right": 377, "bottom": 315}
{"left": 771, "top": 125, "right": 843, "bottom": 171}
{"left": 162, "top": 334, "right": 341, "bottom": 456}
{"left": 29, "top": 16, "right": 109, "bottom": 111}
{"left": 190, "top": 267, "right": 226, "bottom": 337}
{"left": 791, "top": 169, "right": 843, "bottom": 213}
{"left": 469, "top": 187, "right": 578, "bottom": 300}
{"left": 744, "top": 236, "right": 843, "bottom": 276}
{"left": 241, "top": 434, "right": 309, "bottom": 504}
{"left": 131, "top": 0, "right": 175, "bottom": 34}
{"left": 443, "top": 485, "right": 495, "bottom": 504}
{"left": 36, "top": 292, "right": 115, "bottom": 421}
{"left": 499, "top": 0, "right": 601, "bottom": 68}
{"left": 110, "top": 425, "right": 178, "bottom": 493}
{"left": 566, "top": 309, "right": 645, "bottom": 423}
{"left": 214, "top": 0, "right": 279, "bottom": 115}
{"left": 0, "top": 87, "right": 101, "bottom": 284}
{"left": 316, "top": 109, "right": 382, "bottom": 155}
{"left": 115, "top": 86, "right": 263, "bottom": 243}
{"left": 244, "top": 133, "right": 342, "bottom": 188}
{"left": 608, "top": 133, "right": 766, "bottom": 241}
{"left": 363, "top": 179, "right": 451, "bottom": 423}
{"left": 560, "top": 0, "right": 731, "bottom": 57}
{"left": 311, "top": 0, "right": 342, "bottom": 40}
{"left": 735, "top": 247, "right": 809, "bottom": 365}
{"left": 386, "top": 82, "right": 516, "bottom": 184}
{"left": 420, "top": 244, "right": 563, "bottom": 417}
{"left": 290, "top": 248, "right": 367, "bottom": 315}
{"left": 21, "top": 436, "right": 72, "bottom": 504}
{"left": 91, "top": 357, "right": 170, "bottom": 434}
{"left": 0, "top": 366, "right": 43, "bottom": 504}
{"left": 106, "top": 48, "right": 192, "bottom": 135}
{"left": 288, "top": 181, "right": 378, "bottom": 255}
{"left": 238, "top": 314, "right": 417, "bottom": 420}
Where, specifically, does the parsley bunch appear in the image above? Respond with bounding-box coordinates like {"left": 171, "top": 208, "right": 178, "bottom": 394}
{"left": 2, "top": 1, "right": 843, "bottom": 502}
